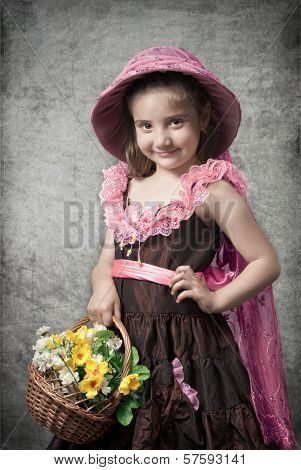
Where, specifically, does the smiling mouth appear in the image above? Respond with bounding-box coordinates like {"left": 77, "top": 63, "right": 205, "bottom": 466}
{"left": 155, "top": 149, "right": 178, "bottom": 156}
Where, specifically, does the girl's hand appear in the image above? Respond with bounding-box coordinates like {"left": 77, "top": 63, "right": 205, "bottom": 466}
{"left": 169, "top": 265, "right": 216, "bottom": 314}
{"left": 87, "top": 278, "right": 121, "bottom": 327}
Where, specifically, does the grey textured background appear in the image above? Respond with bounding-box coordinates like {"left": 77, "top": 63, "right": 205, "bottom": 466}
{"left": 0, "top": 0, "right": 300, "bottom": 450}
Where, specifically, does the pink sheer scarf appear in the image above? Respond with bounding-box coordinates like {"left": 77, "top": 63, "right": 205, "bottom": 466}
{"left": 213, "top": 150, "right": 297, "bottom": 450}
{"left": 111, "top": 150, "right": 297, "bottom": 450}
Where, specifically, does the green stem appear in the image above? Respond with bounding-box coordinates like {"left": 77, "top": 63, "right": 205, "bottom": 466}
{"left": 57, "top": 353, "right": 82, "bottom": 392}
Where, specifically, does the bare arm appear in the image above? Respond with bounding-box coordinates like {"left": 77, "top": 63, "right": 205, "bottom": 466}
{"left": 87, "top": 228, "right": 121, "bottom": 326}
{"left": 91, "top": 228, "right": 115, "bottom": 292}
{"left": 196, "top": 180, "right": 281, "bottom": 313}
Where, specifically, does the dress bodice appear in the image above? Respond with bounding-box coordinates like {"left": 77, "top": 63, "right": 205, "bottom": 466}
{"left": 99, "top": 158, "right": 248, "bottom": 315}
{"left": 117, "top": 178, "right": 221, "bottom": 272}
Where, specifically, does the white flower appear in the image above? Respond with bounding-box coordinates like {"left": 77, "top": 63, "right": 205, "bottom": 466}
{"left": 87, "top": 329, "right": 95, "bottom": 341}
{"left": 32, "top": 336, "right": 51, "bottom": 351}
{"left": 51, "top": 347, "right": 65, "bottom": 356}
{"left": 101, "top": 378, "right": 111, "bottom": 396}
{"left": 59, "top": 367, "right": 79, "bottom": 386}
{"left": 50, "top": 350, "right": 65, "bottom": 368}
{"left": 107, "top": 336, "right": 122, "bottom": 353}
{"left": 94, "top": 323, "right": 107, "bottom": 331}
{"left": 32, "top": 350, "right": 53, "bottom": 372}
{"left": 95, "top": 353, "right": 104, "bottom": 364}
{"left": 36, "top": 326, "right": 51, "bottom": 336}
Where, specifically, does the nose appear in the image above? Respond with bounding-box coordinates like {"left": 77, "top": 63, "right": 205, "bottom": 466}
{"left": 153, "top": 128, "right": 172, "bottom": 149}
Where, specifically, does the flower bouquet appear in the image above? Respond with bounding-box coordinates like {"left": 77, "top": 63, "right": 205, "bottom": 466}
{"left": 26, "top": 315, "right": 150, "bottom": 444}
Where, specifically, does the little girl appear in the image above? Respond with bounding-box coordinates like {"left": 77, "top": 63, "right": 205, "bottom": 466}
{"left": 47, "top": 46, "right": 297, "bottom": 450}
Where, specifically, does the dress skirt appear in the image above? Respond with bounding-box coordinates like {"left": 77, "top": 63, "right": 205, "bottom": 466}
{"left": 46, "top": 309, "right": 278, "bottom": 450}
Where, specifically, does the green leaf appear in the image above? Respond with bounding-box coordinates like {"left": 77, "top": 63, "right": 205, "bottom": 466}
{"left": 130, "top": 346, "right": 139, "bottom": 370}
{"left": 108, "top": 352, "right": 124, "bottom": 377}
{"left": 132, "top": 365, "right": 151, "bottom": 381}
{"left": 116, "top": 401, "right": 133, "bottom": 426}
{"left": 95, "top": 330, "right": 115, "bottom": 341}
{"left": 122, "top": 394, "right": 142, "bottom": 409}
{"left": 107, "top": 371, "right": 122, "bottom": 390}
{"left": 104, "top": 374, "right": 113, "bottom": 382}
{"left": 110, "top": 351, "right": 124, "bottom": 371}
{"left": 77, "top": 365, "right": 86, "bottom": 381}
{"left": 94, "top": 342, "right": 110, "bottom": 358}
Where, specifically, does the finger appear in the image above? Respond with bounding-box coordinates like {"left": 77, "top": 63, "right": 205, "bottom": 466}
{"left": 102, "top": 311, "right": 113, "bottom": 327}
{"left": 171, "top": 279, "right": 190, "bottom": 295}
{"left": 95, "top": 313, "right": 104, "bottom": 325}
{"left": 176, "top": 289, "right": 195, "bottom": 303}
{"left": 88, "top": 311, "right": 97, "bottom": 323}
{"left": 169, "top": 271, "right": 189, "bottom": 287}
{"left": 175, "top": 265, "right": 191, "bottom": 273}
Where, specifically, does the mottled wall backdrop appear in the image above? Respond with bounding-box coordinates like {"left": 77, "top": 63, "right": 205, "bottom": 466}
{"left": 0, "top": 0, "right": 300, "bottom": 449}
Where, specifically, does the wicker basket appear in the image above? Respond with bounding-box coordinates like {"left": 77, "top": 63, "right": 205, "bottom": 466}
{"left": 26, "top": 314, "right": 132, "bottom": 444}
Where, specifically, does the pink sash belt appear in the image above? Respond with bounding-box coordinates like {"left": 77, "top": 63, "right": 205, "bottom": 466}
{"left": 112, "top": 259, "right": 235, "bottom": 291}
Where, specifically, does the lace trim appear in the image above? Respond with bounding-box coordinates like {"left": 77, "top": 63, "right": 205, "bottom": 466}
{"left": 99, "top": 156, "right": 248, "bottom": 248}
{"left": 98, "top": 47, "right": 240, "bottom": 108}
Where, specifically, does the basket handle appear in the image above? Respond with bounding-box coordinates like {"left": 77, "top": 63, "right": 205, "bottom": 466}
{"left": 70, "top": 314, "right": 132, "bottom": 381}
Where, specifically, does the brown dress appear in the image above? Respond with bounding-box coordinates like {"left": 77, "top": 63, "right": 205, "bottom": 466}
{"left": 46, "top": 180, "right": 278, "bottom": 450}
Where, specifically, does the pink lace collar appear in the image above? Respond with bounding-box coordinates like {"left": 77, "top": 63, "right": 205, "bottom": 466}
{"left": 99, "top": 158, "right": 248, "bottom": 252}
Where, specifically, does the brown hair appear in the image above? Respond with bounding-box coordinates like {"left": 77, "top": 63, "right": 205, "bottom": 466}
{"left": 121, "top": 71, "right": 221, "bottom": 177}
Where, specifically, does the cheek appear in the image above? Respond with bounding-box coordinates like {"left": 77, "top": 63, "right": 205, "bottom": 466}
{"left": 136, "top": 132, "right": 150, "bottom": 149}
{"left": 180, "top": 130, "right": 199, "bottom": 149}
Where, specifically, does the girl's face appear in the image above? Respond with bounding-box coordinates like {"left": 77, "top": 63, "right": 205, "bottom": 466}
{"left": 130, "top": 87, "right": 210, "bottom": 173}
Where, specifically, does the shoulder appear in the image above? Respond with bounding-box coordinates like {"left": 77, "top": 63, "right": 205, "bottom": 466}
{"left": 192, "top": 158, "right": 249, "bottom": 223}
{"left": 207, "top": 178, "right": 241, "bottom": 200}
{"left": 194, "top": 180, "right": 235, "bottom": 225}
{"left": 196, "top": 179, "right": 253, "bottom": 241}
{"left": 184, "top": 158, "right": 248, "bottom": 200}
{"left": 204, "top": 158, "right": 248, "bottom": 198}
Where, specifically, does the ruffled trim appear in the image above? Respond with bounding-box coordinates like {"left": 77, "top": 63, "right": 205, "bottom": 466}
{"left": 172, "top": 357, "right": 200, "bottom": 411}
{"left": 99, "top": 156, "right": 248, "bottom": 246}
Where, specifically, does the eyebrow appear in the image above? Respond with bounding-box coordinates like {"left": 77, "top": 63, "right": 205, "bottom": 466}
{"left": 134, "top": 113, "right": 190, "bottom": 124}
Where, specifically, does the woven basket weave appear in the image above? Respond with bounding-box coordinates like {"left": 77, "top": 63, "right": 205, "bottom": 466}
{"left": 26, "top": 314, "right": 132, "bottom": 444}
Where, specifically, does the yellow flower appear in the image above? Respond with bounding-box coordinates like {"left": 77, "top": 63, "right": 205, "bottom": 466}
{"left": 46, "top": 340, "right": 56, "bottom": 350}
{"left": 118, "top": 374, "right": 141, "bottom": 395}
{"left": 85, "top": 358, "right": 109, "bottom": 377}
{"left": 76, "top": 325, "right": 89, "bottom": 341}
{"left": 46, "top": 335, "right": 63, "bottom": 350}
{"left": 65, "top": 356, "right": 76, "bottom": 370}
{"left": 65, "top": 327, "right": 94, "bottom": 346}
{"left": 65, "top": 330, "right": 87, "bottom": 344}
{"left": 79, "top": 374, "right": 103, "bottom": 399}
{"left": 65, "top": 330, "right": 82, "bottom": 345}
{"left": 71, "top": 343, "right": 92, "bottom": 366}
{"left": 52, "top": 334, "right": 63, "bottom": 344}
